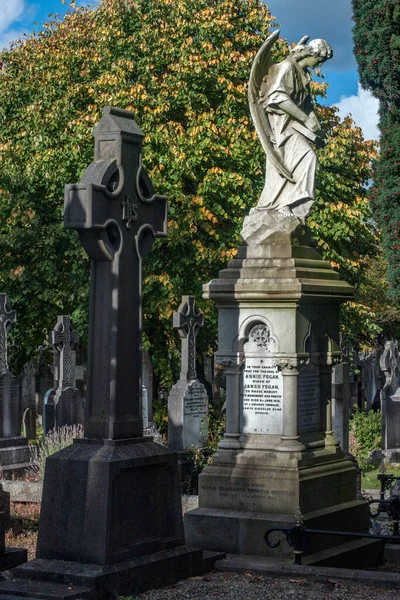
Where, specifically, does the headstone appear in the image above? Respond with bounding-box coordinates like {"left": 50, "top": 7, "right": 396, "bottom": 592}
{"left": 37, "top": 348, "right": 54, "bottom": 416}
{"left": 168, "top": 296, "right": 208, "bottom": 450}
{"left": 184, "top": 32, "right": 369, "bottom": 559}
{"left": 332, "top": 340, "right": 351, "bottom": 453}
{"left": 21, "top": 362, "right": 37, "bottom": 412}
{"left": 0, "top": 295, "right": 30, "bottom": 477}
{"left": 0, "top": 485, "right": 26, "bottom": 570}
{"left": 11, "top": 107, "right": 205, "bottom": 598}
{"left": 380, "top": 340, "right": 400, "bottom": 453}
{"left": 142, "top": 350, "right": 153, "bottom": 422}
{"left": 22, "top": 408, "right": 36, "bottom": 441}
{"left": 358, "top": 350, "right": 382, "bottom": 410}
{"left": 44, "top": 315, "right": 84, "bottom": 432}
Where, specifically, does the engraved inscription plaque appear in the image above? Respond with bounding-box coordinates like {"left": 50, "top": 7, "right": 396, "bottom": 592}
{"left": 241, "top": 358, "right": 283, "bottom": 434}
{"left": 298, "top": 362, "right": 321, "bottom": 432}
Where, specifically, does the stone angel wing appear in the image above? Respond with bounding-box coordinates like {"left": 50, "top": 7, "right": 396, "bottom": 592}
{"left": 248, "top": 30, "right": 295, "bottom": 183}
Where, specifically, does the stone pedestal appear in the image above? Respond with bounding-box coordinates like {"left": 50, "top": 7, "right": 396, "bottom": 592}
{"left": 185, "top": 212, "right": 370, "bottom": 557}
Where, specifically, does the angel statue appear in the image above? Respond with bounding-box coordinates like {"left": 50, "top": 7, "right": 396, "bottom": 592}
{"left": 248, "top": 30, "right": 333, "bottom": 221}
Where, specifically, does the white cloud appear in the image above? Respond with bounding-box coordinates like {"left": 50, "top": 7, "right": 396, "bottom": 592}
{"left": 334, "top": 84, "right": 380, "bottom": 141}
{"left": 0, "top": 0, "right": 28, "bottom": 50}
{"left": 0, "top": 0, "right": 25, "bottom": 31}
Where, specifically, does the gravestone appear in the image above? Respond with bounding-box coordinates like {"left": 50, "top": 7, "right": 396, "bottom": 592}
{"left": 44, "top": 315, "right": 84, "bottom": 433}
{"left": 380, "top": 340, "right": 400, "bottom": 457}
{"left": 0, "top": 296, "right": 30, "bottom": 477}
{"left": 0, "top": 486, "right": 26, "bottom": 570}
{"left": 332, "top": 340, "right": 351, "bottom": 453}
{"left": 168, "top": 296, "right": 208, "bottom": 450}
{"left": 36, "top": 348, "right": 54, "bottom": 417}
{"left": 2, "top": 107, "right": 207, "bottom": 599}
{"left": 21, "top": 363, "right": 38, "bottom": 440}
{"left": 142, "top": 350, "right": 154, "bottom": 422}
{"left": 184, "top": 32, "right": 369, "bottom": 559}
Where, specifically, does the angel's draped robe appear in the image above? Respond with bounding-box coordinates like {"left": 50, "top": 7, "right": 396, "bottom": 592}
{"left": 259, "top": 57, "right": 316, "bottom": 220}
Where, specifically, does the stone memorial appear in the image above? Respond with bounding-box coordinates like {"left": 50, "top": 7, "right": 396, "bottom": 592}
{"left": 185, "top": 31, "right": 370, "bottom": 560}
{"left": 142, "top": 349, "right": 154, "bottom": 422}
{"left": 44, "top": 315, "right": 84, "bottom": 432}
{"left": 37, "top": 348, "right": 54, "bottom": 416}
{"left": 168, "top": 296, "right": 208, "bottom": 450}
{"left": 380, "top": 340, "right": 400, "bottom": 458}
{"left": 332, "top": 345, "right": 351, "bottom": 453}
{"left": 0, "top": 107, "right": 209, "bottom": 599}
{"left": 0, "top": 295, "right": 30, "bottom": 476}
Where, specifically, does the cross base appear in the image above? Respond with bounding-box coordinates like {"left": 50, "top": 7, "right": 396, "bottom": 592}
{"left": 36, "top": 437, "right": 185, "bottom": 565}
{"left": 0, "top": 547, "right": 224, "bottom": 599}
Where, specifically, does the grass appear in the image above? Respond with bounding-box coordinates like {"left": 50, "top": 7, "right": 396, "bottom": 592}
{"left": 361, "top": 463, "right": 400, "bottom": 490}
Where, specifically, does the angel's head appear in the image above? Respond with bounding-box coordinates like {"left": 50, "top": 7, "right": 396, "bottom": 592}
{"left": 291, "top": 38, "right": 333, "bottom": 68}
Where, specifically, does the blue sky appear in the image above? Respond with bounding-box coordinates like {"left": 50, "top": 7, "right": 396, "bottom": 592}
{"left": 1, "top": 0, "right": 379, "bottom": 139}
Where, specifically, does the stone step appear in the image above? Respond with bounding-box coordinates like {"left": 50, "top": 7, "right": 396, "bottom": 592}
{"left": 202, "top": 550, "right": 226, "bottom": 573}
{"left": 0, "top": 579, "right": 94, "bottom": 599}
{"left": 302, "top": 538, "right": 384, "bottom": 569}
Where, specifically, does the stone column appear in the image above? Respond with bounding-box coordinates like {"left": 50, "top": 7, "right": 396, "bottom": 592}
{"left": 321, "top": 357, "right": 339, "bottom": 447}
{"left": 218, "top": 357, "right": 241, "bottom": 449}
{"left": 275, "top": 358, "right": 305, "bottom": 452}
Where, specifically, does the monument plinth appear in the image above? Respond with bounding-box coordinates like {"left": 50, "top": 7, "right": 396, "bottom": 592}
{"left": 185, "top": 32, "right": 370, "bottom": 559}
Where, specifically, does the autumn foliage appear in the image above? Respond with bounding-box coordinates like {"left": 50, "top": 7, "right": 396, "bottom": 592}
{"left": 0, "top": 0, "right": 377, "bottom": 379}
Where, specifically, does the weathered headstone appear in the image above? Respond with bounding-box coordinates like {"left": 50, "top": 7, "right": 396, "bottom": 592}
{"left": 332, "top": 341, "right": 351, "bottom": 453}
{"left": 37, "top": 347, "right": 54, "bottom": 416}
{"left": 6, "top": 107, "right": 205, "bottom": 599}
{"left": 168, "top": 296, "right": 208, "bottom": 450}
{"left": 22, "top": 408, "right": 36, "bottom": 441}
{"left": 0, "top": 295, "right": 30, "bottom": 477}
{"left": 21, "top": 363, "right": 38, "bottom": 440}
{"left": 44, "top": 316, "right": 84, "bottom": 433}
{"left": 142, "top": 349, "right": 154, "bottom": 422}
{"left": 0, "top": 485, "right": 26, "bottom": 570}
{"left": 380, "top": 340, "right": 400, "bottom": 456}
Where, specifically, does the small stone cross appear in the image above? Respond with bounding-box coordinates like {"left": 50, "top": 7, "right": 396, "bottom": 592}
{"left": 64, "top": 106, "right": 167, "bottom": 439}
{"left": 50, "top": 316, "right": 79, "bottom": 389}
{"left": 173, "top": 296, "right": 204, "bottom": 381}
{"left": 0, "top": 294, "right": 16, "bottom": 375}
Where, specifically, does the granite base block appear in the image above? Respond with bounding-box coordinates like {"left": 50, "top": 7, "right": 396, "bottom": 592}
{"left": 0, "top": 548, "right": 27, "bottom": 572}
{"left": 36, "top": 438, "right": 185, "bottom": 565}
{"left": 8, "top": 546, "right": 204, "bottom": 599}
{"left": 184, "top": 500, "right": 370, "bottom": 558}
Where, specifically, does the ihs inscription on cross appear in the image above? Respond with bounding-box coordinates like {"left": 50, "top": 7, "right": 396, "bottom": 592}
{"left": 64, "top": 106, "right": 167, "bottom": 439}
{"left": 0, "top": 294, "right": 16, "bottom": 376}
{"left": 173, "top": 296, "right": 204, "bottom": 381}
{"left": 50, "top": 316, "right": 79, "bottom": 389}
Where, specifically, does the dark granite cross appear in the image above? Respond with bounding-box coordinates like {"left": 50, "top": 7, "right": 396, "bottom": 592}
{"left": 173, "top": 296, "right": 204, "bottom": 381}
{"left": 64, "top": 106, "right": 167, "bottom": 439}
{"left": 49, "top": 316, "right": 79, "bottom": 389}
{"left": 0, "top": 294, "right": 16, "bottom": 375}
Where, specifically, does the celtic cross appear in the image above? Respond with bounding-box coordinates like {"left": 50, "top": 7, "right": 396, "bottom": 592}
{"left": 64, "top": 106, "right": 167, "bottom": 439}
{"left": 173, "top": 296, "right": 204, "bottom": 381}
{"left": 49, "top": 316, "right": 79, "bottom": 389}
{"left": 0, "top": 294, "right": 16, "bottom": 375}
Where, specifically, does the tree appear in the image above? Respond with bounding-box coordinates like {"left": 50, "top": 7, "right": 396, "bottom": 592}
{"left": 0, "top": 0, "right": 377, "bottom": 382}
{"left": 352, "top": 0, "right": 400, "bottom": 303}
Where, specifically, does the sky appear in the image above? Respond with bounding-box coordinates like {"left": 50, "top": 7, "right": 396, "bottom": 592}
{"left": 0, "top": 0, "right": 379, "bottom": 140}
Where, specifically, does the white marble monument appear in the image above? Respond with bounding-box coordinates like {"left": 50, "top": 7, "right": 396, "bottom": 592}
{"left": 185, "top": 32, "right": 370, "bottom": 560}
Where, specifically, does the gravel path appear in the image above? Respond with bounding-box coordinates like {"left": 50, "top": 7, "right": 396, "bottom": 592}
{"left": 138, "top": 570, "right": 400, "bottom": 600}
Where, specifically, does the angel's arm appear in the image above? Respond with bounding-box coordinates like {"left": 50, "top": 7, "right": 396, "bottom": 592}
{"left": 279, "top": 100, "right": 321, "bottom": 133}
